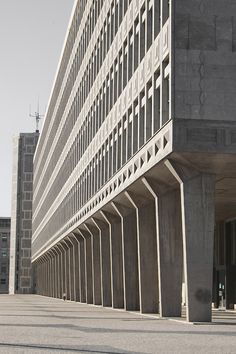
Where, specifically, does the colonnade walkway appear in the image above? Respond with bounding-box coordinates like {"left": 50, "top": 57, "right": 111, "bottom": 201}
{"left": 0, "top": 295, "right": 235, "bottom": 353}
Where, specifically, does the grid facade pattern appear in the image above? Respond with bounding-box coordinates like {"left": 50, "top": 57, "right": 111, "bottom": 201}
{"left": 32, "top": 0, "right": 171, "bottom": 260}
{"left": 0, "top": 218, "right": 10, "bottom": 294}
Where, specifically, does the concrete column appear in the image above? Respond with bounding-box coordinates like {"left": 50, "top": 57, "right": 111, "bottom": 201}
{"left": 84, "top": 223, "right": 102, "bottom": 305}
{"left": 45, "top": 255, "right": 51, "bottom": 297}
{"left": 43, "top": 258, "right": 47, "bottom": 296}
{"left": 112, "top": 202, "right": 139, "bottom": 311}
{"left": 73, "top": 231, "right": 86, "bottom": 303}
{"left": 57, "top": 244, "right": 66, "bottom": 298}
{"left": 42, "top": 256, "right": 47, "bottom": 296}
{"left": 67, "top": 243, "right": 72, "bottom": 300}
{"left": 48, "top": 252, "right": 53, "bottom": 297}
{"left": 126, "top": 192, "right": 158, "bottom": 313}
{"left": 43, "top": 260, "right": 46, "bottom": 296}
{"left": 40, "top": 260, "right": 44, "bottom": 295}
{"left": 92, "top": 217, "right": 112, "bottom": 307}
{"left": 79, "top": 229, "right": 93, "bottom": 304}
{"left": 35, "top": 261, "right": 39, "bottom": 294}
{"left": 70, "top": 238, "right": 77, "bottom": 302}
{"left": 50, "top": 254, "right": 54, "bottom": 297}
{"left": 142, "top": 177, "right": 183, "bottom": 317}
{"left": 64, "top": 240, "right": 73, "bottom": 300}
{"left": 41, "top": 260, "right": 44, "bottom": 295}
{"left": 49, "top": 254, "right": 53, "bottom": 297}
{"left": 36, "top": 261, "right": 41, "bottom": 295}
{"left": 48, "top": 250, "right": 56, "bottom": 298}
{"left": 54, "top": 247, "right": 61, "bottom": 298}
{"left": 41, "top": 261, "right": 44, "bottom": 295}
{"left": 100, "top": 211, "right": 124, "bottom": 309}
{"left": 166, "top": 160, "right": 215, "bottom": 322}
{"left": 45, "top": 257, "right": 49, "bottom": 296}
{"left": 35, "top": 262, "right": 38, "bottom": 294}
{"left": 55, "top": 249, "right": 60, "bottom": 298}
{"left": 67, "top": 237, "right": 76, "bottom": 301}
{"left": 55, "top": 245, "right": 63, "bottom": 299}
{"left": 62, "top": 241, "right": 71, "bottom": 300}
{"left": 51, "top": 250, "right": 57, "bottom": 298}
{"left": 71, "top": 234, "right": 81, "bottom": 302}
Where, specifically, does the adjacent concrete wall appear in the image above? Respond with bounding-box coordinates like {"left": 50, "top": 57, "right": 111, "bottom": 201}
{"left": 173, "top": 0, "right": 236, "bottom": 121}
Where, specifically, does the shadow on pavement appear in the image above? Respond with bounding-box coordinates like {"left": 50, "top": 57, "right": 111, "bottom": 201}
{"left": 0, "top": 342, "right": 138, "bottom": 354}
{"left": 0, "top": 323, "right": 235, "bottom": 336}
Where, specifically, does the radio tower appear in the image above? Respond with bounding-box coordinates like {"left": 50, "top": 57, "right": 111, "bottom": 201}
{"left": 29, "top": 102, "right": 43, "bottom": 133}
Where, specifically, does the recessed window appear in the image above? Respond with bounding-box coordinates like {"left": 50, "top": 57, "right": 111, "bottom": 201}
{"left": 1, "top": 250, "right": 7, "bottom": 257}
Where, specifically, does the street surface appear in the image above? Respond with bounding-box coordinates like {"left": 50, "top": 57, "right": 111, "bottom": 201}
{"left": 0, "top": 295, "right": 235, "bottom": 353}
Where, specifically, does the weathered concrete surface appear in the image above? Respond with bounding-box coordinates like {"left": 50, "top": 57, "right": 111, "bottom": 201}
{"left": 0, "top": 295, "right": 235, "bottom": 354}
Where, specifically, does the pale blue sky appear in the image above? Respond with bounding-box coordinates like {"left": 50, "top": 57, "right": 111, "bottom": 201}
{"left": 0, "top": 0, "right": 74, "bottom": 216}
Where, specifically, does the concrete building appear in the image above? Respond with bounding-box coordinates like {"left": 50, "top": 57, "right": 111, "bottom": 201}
{"left": 0, "top": 217, "right": 10, "bottom": 293}
{"left": 9, "top": 132, "right": 39, "bottom": 294}
{"left": 32, "top": 0, "right": 236, "bottom": 322}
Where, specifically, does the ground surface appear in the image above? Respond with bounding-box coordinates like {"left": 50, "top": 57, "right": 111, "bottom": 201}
{"left": 0, "top": 295, "right": 235, "bottom": 354}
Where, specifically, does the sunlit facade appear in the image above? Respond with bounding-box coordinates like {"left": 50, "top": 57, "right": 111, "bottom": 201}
{"left": 32, "top": 0, "right": 236, "bottom": 322}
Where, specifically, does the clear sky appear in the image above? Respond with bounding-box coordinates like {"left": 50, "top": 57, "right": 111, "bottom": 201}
{"left": 0, "top": 0, "right": 75, "bottom": 217}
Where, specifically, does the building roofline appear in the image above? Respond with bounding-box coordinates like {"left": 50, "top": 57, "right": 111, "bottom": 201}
{"left": 34, "top": 0, "right": 77, "bottom": 159}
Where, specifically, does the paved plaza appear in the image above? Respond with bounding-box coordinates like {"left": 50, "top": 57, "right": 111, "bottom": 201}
{"left": 0, "top": 295, "right": 235, "bottom": 353}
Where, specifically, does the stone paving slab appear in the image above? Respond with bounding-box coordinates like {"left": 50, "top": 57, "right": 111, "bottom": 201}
{"left": 0, "top": 295, "right": 235, "bottom": 353}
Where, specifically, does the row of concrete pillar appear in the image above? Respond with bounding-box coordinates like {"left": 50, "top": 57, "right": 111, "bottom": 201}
{"left": 35, "top": 161, "right": 215, "bottom": 322}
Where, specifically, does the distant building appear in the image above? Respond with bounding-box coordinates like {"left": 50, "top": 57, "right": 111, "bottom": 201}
{"left": 0, "top": 217, "right": 10, "bottom": 293}
{"left": 9, "top": 132, "right": 39, "bottom": 294}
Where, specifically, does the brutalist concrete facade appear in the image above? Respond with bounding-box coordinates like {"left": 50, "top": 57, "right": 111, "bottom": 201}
{"left": 0, "top": 217, "right": 10, "bottom": 293}
{"left": 9, "top": 132, "right": 39, "bottom": 294}
{"left": 32, "top": 0, "right": 236, "bottom": 322}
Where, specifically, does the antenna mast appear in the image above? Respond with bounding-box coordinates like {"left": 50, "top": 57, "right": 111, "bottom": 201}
{"left": 29, "top": 103, "right": 43, "bottom": 133}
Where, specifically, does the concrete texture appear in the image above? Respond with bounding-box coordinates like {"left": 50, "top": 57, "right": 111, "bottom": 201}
{"left": 100, "top": 211, "right": 124, "bottom": 309}
{"left": 0, "top": 295, "right": 235, "bottom": 354}
{"left": 9, "top": 132, "right": 39, "bottom": 294}
{"left": 174, "top": 0, "right": 236, "bottom": 121}
{"left": 142, "top": 178, "right": 183, "bottom": 318}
